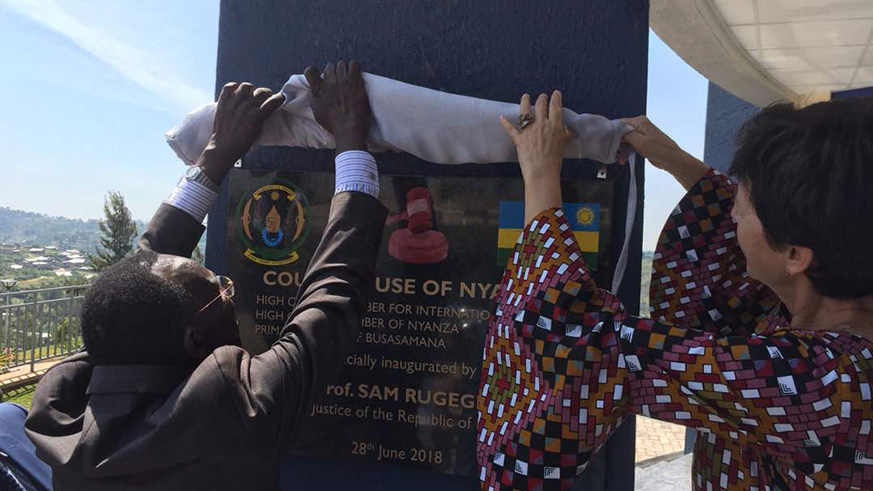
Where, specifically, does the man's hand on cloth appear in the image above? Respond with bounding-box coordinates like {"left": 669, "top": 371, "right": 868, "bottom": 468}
{"left": 304, "top": 60, "right": 371, "bottom": 153}
{"left": 196, "top": 82, "right": 286, "bottom": 185}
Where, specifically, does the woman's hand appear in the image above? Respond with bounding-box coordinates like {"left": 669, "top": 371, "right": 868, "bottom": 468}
{"left": 500, "top": 91, "right": 574, "bottom": 223}
{"left": 621, "top": 115, "right": 710, "bottom": 191}
{"left": 620, "top": 116, "right": 687, "bottom": 170}
{"left": 500, "top": 91, "right": 574, "bottom": 183}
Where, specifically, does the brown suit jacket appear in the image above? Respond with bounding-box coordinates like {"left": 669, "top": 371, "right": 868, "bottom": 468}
{"left": 25, "top": 192, "right": 388, "bottom": 490}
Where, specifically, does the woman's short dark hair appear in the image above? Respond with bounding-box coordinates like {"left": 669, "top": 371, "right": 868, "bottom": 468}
{"left": 730, "top": 97, "right": 873, "bottom": 298}
{"left": 82, "top": 250, "right": 194, "bottom": 365}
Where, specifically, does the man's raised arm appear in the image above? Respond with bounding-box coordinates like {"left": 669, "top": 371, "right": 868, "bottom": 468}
{"left": 284, "top": 60, "right": 385, "bottom": 391}
{"left": 209, "top": 61, "right": 389, "bottom": 455}
{"left": 139, "top": 82, "right": 285, "bottom": 257}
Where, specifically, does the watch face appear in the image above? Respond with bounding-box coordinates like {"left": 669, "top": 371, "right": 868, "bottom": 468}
{"left": 184, "top": 165, "right": 218, "bottom": 191}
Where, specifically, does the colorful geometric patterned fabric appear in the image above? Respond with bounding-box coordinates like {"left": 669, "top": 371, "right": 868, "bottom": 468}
{"left": 477, "top": 169, "right": 873, "bottom": 490}
{"left": 648, "top": 171, "right": 786, "bottom": 337}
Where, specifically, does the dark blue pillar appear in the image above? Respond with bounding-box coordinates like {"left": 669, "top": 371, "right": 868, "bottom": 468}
{"left": 207, "top": 1, "right": 648, "bottom": 489}
{"left": 703, "top": 83, "right": 760, "bottom": 174}
{"left": 833, "top": 87, "right": 873, "bottom": 99}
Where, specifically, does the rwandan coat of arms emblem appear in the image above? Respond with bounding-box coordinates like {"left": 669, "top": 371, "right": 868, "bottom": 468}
{"left": 237, "top": 181, "right": 309, "bottom": 266}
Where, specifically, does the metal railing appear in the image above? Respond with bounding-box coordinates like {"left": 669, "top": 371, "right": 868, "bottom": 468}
{"left": 0, "top": 285, "right": 90, "bottom": 372}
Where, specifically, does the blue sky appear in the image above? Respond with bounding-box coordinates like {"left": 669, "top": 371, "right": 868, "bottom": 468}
{"left": 0, "top": 1, "right": 708, "bottom": 251}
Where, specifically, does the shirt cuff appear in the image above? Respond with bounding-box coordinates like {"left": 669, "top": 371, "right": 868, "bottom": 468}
{"left": 335, "top": 150, "right": 379, "bottom": 198}
{"left": 164, "top": 178, "right": 219, "bottom": 223}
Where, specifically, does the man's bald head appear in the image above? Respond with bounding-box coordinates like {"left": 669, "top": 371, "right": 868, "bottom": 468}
{"left": 81, "top": 250, "right": 239, "bottom": 366}
{"left": 151, "top": 254, "right": 241, "bottom": 358}
{"left": 151, "top": 255, "right": 218, "bottom": 309}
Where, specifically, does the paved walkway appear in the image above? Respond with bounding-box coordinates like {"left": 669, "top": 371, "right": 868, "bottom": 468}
{"left": 0, "top": 357, "right": 64, "bottom": 393}
{"left": 635, "top": 453, "right": 693, "bottom": 491}
{"left": 635, "top": 416, "right": 686, "bottom": 464}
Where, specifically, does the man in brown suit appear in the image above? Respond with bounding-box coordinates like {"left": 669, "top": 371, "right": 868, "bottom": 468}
{"left": 24, "top": 61, "right": 386, "bottom": 490}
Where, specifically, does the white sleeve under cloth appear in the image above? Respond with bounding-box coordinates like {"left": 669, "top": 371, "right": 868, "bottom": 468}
{"left": 166, "top": 72, "right": 632, "bottom": 167}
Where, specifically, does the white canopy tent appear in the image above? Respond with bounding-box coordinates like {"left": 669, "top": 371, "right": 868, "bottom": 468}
{"left": 651, "top": 0, "right": 873, "bottom": 106}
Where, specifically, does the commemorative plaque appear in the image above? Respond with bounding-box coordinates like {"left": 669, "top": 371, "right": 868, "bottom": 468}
{"left": 227, "top": 169, "right": 614, "bottom": 476}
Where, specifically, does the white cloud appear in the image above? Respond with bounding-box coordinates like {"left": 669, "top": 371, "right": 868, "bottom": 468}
{"left": 0, "top": 0, "right": 212, "bottom": 110}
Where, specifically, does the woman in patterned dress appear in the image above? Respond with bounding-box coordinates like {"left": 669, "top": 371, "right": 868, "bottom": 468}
{"left": 477, "top": 92, "right": 873, "bottom": 490}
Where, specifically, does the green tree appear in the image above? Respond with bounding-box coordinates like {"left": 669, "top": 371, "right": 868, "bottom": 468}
{"left": 90, "top": 191, "right": 138, "bottom": 271}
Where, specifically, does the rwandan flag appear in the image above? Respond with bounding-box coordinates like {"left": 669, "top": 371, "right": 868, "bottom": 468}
{"left": 496, "top": 201, "right": 600, "bottom": 269}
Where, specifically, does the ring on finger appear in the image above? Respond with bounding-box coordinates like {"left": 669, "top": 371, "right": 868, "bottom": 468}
{"left": 518, "top": 113, "right": 534, "bottom": 130}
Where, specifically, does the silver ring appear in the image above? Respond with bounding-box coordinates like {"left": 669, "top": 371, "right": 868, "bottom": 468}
{"left": 518, "top": 113, "right": 534, "bottom": 130}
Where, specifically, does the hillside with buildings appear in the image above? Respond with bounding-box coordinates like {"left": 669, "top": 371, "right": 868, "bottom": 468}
{"left": 0, "top": 207, "right": 147, "bottom": 253}
{"left": 0, "top": 243, "right": 93, "bottom": 289}
{"left": 0, "top": 207, "right": 148, "bottom": 289}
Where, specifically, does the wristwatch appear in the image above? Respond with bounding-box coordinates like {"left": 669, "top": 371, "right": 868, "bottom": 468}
{"left": 184, "top": 166, "right": 220, "bottom": 193}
